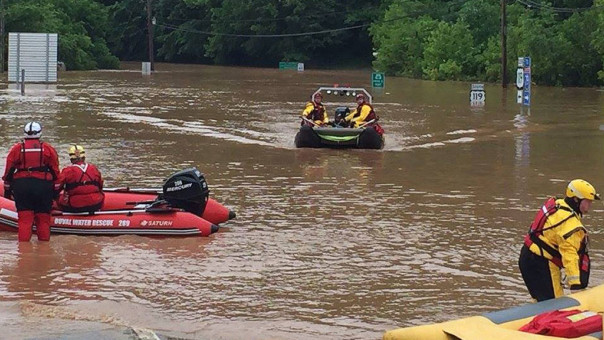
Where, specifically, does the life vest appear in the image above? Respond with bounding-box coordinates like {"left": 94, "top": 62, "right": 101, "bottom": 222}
{"left": 353, "top": 103, "right": 378, "bottom": 122}
{"left": 307, "top": 102, "right": 326, "bottom": 121}
{"left": 15, "top": 140, "right": 55, "bottom": 180}
{"left": 519, "top": 309, "right": 602, "bottom": 338}
{"left": 523, "top": 197, "right": 590, "bottom": 285}
{"left": 63, "top": 163, "right": 102, "bottom": 193}
{"left": 59, "top": 162, "right": 104, "bottom": 211}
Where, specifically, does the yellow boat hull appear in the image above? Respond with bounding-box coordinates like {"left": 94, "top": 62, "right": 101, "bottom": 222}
{"left": 384, "top": 284, "right": 604, "bottom": 340}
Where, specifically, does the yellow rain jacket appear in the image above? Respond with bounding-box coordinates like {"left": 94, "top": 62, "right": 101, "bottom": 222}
{"left": 302, "top": 102, "right": 329, "bottom": 126}
{"left": 345, "top": 103, "right": 375, "bottom": 128}
{"left": 527, "top": 198, "right": 586, "bottom": 288}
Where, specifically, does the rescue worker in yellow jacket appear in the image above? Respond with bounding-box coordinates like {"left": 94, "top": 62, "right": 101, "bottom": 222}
{"left": 301, "top": 92, "right": 329, "bottom": 126}
{"left": 519, "top": 179, "right": 599, "bottom": 301}
{"left": 343, "top": 93, "right": 379, "bottom": 128}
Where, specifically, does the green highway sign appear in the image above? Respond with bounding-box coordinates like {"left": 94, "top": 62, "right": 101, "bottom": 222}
{"left": 372, "top": 72, "right": 385, "bottom": 88}
{"left": 279, "top": 62, "right": 298, "bottom": 70}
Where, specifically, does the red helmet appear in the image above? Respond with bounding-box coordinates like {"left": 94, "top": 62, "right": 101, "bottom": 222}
{"left": 355, "top": 93, "right": 365, "bottom": 101}
{"left": 313, "top": 92, "right": 323, "bottom": 100}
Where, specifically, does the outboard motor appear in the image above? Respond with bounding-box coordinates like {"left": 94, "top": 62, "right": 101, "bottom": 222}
{"left": 162, "top": 168, "right": 209, "bottom": 216}
{"left": 334, "top": 106, "right": 350, "bottom": 127}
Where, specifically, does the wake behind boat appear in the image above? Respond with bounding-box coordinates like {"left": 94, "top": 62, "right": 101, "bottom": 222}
{"left": 294, "top": 87, "right": 384, "bottom": 149}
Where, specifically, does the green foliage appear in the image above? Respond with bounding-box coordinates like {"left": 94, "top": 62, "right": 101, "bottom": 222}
{"left": 371, "top": 0, "right": 604, "bottom": 86}
{"left": 595, "top": 0, "right": 604, "bottom": 83}
{"left": 370, "top": 1, "right": 438, "bottom": 77}
{"left": 3, "top": 0, "right": 602, "bottom": 85}
{"left": 106, "top": 0, "right": 147, "bottom": 62}
{"left": 4, "top": 0, "right": 119, "bottom": 70}
{"left": 422, "top": 20, "right": 474, "bottom": 80}
{"left": 476, "top": 36, "right": 501, "bottom": 82}
{"left": 202, "top": 0, "right": 381, "bottom": 67}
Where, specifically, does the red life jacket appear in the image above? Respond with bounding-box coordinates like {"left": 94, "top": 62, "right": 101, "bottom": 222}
{"left": 523, "top": 197, "right": 591, "bottom": 287}
{"left": 354, "top": 103, "right": 383, "bottom": 135}
{"left": 519, "top": 309, "right": 602, "bottom": 338}
{"left": 59, "top": 162, "right": 104, "bottom": 210}
{"left": 14, "top": 140, "right": 56, "bottom": 181}
{"left": 524, "top": 197, "right": 575, "bottom": 267}
{"left": 308, "top": 102, "right": 326, "bottom": 121}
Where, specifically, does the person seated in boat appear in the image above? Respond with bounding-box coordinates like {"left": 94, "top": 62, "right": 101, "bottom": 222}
{"left": 56, "top": 145, "right": 105, "bottom": 213}
{"left": 301, "top": 92, "right": 329, "bottom": 127}
{"left": 519, "top": 179, "right": 599, "bottom": 302}
{"left": 342, "top": 93, "right": 378, "bottom": 128}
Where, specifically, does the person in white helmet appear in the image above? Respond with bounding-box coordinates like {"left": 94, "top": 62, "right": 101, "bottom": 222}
{"left": 2, "top": 122, "right": 60, "bottom": 242}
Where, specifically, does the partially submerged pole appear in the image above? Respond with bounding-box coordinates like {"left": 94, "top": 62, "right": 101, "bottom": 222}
{"left": 20, "top": 69, "right": 24, "bottom": 95}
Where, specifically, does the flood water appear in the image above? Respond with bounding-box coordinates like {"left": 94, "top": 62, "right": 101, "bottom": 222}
{"left": 0, "top": 63, "right": 603, "bottom": 339}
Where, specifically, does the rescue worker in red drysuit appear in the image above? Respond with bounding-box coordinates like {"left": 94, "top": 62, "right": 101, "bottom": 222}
{"left": 2, "top": 122, "right": 60, "bottom": 242}
{"left": 57, "top": 145, "right": 104, "bottom": 213}
{"left": 301, "top": 92, "right": 329, "bottom": 126}
{"left": 519, "top": 179, "right": 599, "bottom": 301}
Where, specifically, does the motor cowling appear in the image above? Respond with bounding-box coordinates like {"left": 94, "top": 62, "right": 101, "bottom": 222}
{"left": 162, "top": 168, "right": 209, "bottom": 216}
{"left": 334, "top": 106, "right": 350, "bottom": 126}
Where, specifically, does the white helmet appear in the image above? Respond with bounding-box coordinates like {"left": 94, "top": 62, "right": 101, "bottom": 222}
{"left": 24, "top": 122, "right": 42, "bottom": 139}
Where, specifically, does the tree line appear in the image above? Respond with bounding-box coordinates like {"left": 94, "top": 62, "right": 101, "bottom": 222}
{"left": 3, "top": 0, "right": 604, "bottom": 86}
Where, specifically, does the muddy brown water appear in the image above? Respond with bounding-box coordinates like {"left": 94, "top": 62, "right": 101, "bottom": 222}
{"left": 0, "top": 63, "right": 603, "bottom": 339}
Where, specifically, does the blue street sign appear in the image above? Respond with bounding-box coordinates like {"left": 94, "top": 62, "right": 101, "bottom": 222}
{"left": 524, "top": 57, "right": 531, "bottom": 68}
{"left": 523, "top": 72, "right": 530, "bottom": 92}
{"left": 523, "top": 72, "right": 531, "bottom": 106}
{"left": 523, "top": 89, "right": 531, "bottom": 106}
{"left": 522, "top": 56, "right": 531, "bottom": 106}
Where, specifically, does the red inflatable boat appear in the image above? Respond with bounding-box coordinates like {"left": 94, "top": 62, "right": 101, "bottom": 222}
{"left": 0, "top": 168, "right": 233, "bottom": 237}
{"left": 0, "top": 196, "right": 218, "bottom": 236}
{"left": 101, "top": 187, "right": 235, "bottom": 225}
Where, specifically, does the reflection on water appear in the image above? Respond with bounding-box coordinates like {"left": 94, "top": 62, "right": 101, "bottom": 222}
{"left": 0, "top": 63, "right": 603, "bottom": 339}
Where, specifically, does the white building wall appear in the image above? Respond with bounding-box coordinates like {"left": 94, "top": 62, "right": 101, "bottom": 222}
{"left": 8, "top": 33, "right": 58, "bottom": 83}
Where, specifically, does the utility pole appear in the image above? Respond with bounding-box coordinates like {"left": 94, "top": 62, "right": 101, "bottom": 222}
{"left": 146, "top": 0, "right": 154, "bottom": 71}
{"left": 0, "top": 0, "right": 5, "bottom": 74}
{"left": 500, "top": 0, "right": 508, "bottom": 87}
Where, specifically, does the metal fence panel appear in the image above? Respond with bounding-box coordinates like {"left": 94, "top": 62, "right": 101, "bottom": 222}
{"left": 8, "top": 32, "right": 58, "bottom": 83}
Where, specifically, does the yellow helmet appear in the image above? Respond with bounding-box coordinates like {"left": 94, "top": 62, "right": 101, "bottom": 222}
{"left": 68, "top": 145, "right": 85, "bottom": 160}
{"left": 566, "top": 179, "right": 600, "bottom": 200}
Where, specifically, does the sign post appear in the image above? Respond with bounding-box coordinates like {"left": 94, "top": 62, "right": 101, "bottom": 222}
{"left": 371, "top": 72, "right": 385, "bottom": 88}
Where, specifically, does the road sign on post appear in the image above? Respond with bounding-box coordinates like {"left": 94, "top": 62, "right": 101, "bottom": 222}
{"left": 516, "top": 57, "right": 524, "bottom": 104}
{"left": 470, "top": 83, "right": 485, "bottom": 106}
{"left": 522, "top": 57, "right": 531, "bottom": 106}
{"left": 372, "top": 72, "right": 385, "bottom": 88}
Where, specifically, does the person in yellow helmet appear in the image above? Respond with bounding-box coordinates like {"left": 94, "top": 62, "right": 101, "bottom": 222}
{"left": 56, "top": 145, "right": 104, "bottom": 213}
{"left": 301, "top": 92, "right": 329, "bottom": 127}
{"left": 519, "top": 179, "right": 600, "bottom": 301}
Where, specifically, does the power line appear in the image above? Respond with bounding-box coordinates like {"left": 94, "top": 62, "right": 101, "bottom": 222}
{"left": 516, "top": 0, "right": 603, "bottom": 13}
{"left": 156, "top": 7, "right": 447, "bottom": 39}
{"left": 164, "top": 8, "right": 378, "bottom": 24}
{"left": 155, "top": 0, "right": 473, "bottom": 39}
{"left": 157, "top": 22, "right": 370, "bottom": 37}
